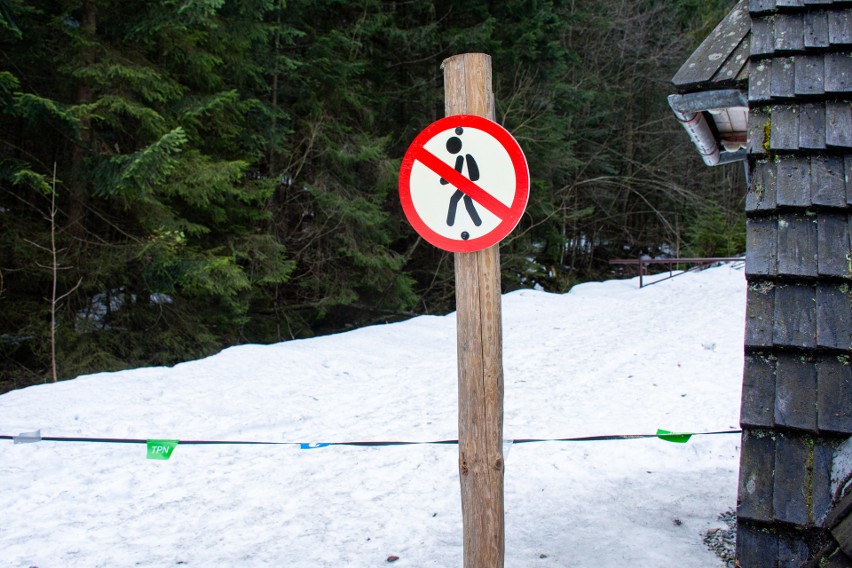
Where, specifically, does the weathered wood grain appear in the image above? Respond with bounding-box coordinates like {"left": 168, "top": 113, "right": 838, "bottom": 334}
{"left": 748, "top": 107, "right": 772, "bottom": 155}
{"left": 752, "top": 0, "right": 778, "bottom": 13}
{"left": 773, "top": 433, "right": 813, "bottom": 524}
{"left": 443, "top": 52, "right": 504, "bottom": 568}
{"left": 834, "top": 515, "right": 852, "bottom": 557}
{"left": 826, "top": 101, "right": 852, "bottom": 147}
{"left": 826, "top": 479, "right": 852, "bottom": 530}
{"left": 812, "top": 155, "right": 846, "bottom": 205}
{"left": 775, "top": 13, "right": 806, "bottom": 51}
{"left": 816, "top": 284, "right": 852, "bottom": 350}
{"left": 737, "top": 429, "right": 776, "bottom": 522}
{"left": 673, "top": 0, "right": 750, "bottom": 87}
{"left": 746, "top": 282, "right": 776, "bottom": 347}
{"left": 805, "top": 10, "right": 831, "bottom": 47}
{"left": 714, "top": 36, "right": 751, "bottom": 83}
{"left": 752, "top": 16, "right": 778, "bottom": 56}
{"left": 795, "top": 54, "right": 826, "bottom": 95}
{"left": 829, "top": 9, "right": 852, "bottom": 44}
{"left": 737, "top": 523, "right": 779, "bottom": 566}
{"left": 747, "top": 216, "right": 778, "bottom": 275}
{"left": 771, "top": 105, "right": 802, "bottom": 150}
{"left": 847, "top": 156, "right": 852, "bottom": 205}
{"left": 799, "top": 103, "right": 827, "bottom": 148}
{"left": 750, "top": 60, "right": 773, "bottom": 102}
{"left": 774, "top": 283, "right": 816, "bottom": 348}
{"left": 777, "top": 214, "right": 818, "bottom": 276}
{"left": 825, "top": 52, "right": 852, "bottom": 92}
{"left": 747, "top": 159, "right": 779, "bottom": 210}
{"left": 742, "top": 355, "right": 777, "bottom": 427}
{"left": 776, "top": 155, "right": 812, "bottom": 205}
{"left": 772, "top": 56, "right": 797, "bottom": 97}
{"left": 817, "top": 214, "right": 851, "bottom": 277}
{"left": 774, "top": 356, "right": 818, "bottom": 432}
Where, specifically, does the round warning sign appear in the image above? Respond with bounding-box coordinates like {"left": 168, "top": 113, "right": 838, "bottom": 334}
{"left": 399, "top": 114, "right": 529, "bottom": 253}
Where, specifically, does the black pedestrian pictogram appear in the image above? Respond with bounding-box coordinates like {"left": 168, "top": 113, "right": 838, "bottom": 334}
{"left": 441, "top": 127, "right": 482, "bottom": 232}
{"left": 398, "top": 113, "right": 529, "bottom": 253}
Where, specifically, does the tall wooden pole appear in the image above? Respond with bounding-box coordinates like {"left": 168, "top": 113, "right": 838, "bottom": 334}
{"left": 442, "top": 53, "right": 505, "bottom": 568}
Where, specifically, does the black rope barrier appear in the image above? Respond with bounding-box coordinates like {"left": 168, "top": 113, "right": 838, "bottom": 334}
{"left": 1, "top": 429, "right": 742, "bottom": 448}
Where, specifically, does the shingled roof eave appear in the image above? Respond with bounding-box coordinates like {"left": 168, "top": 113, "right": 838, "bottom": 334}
{"left": 672, "top": 0, "right": 751, "bottom": 93}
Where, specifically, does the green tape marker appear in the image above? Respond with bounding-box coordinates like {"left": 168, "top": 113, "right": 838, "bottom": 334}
{"left": 656, "top": 429, "right": 693, "bottom": 443}
{"left": 147, "top": 439, "right": 179, "bottom": 460}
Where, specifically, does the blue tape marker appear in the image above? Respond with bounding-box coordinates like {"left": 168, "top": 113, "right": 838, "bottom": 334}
{"left": 300, "top": 443, "right": 330, "bottom": 450}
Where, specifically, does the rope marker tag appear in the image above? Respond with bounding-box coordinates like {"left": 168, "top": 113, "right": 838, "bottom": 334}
{"left": 502, "top": 439, "right": 513, "bottom": 461}
{"left": 656, "top": 429, "right": 693, "bottom": 443}
{"left": 147, "top": 439, "right": 179, "bottom": 460}
{"left": 13, "top": 430, "right": 42, "bottom": 444}
{"left": 300, "top": 443, "right": 330, "bottom": 450}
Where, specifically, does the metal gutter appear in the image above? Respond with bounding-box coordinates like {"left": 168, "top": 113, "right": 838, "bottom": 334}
{"left": 668, "top": 99, "right": 720, "bottom": 166}
{"left": 667, "top": 90, "right": 748, "bottom": 167}
{"left": 668, "top": 89, "right": 748, "bottom": 113}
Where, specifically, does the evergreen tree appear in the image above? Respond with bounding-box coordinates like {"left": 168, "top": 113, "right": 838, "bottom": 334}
{"left": 0, "top": 0, "right": 294, "bottom": 386}
{"left": 0, "top": 0, "right": 743, "bottom": 390}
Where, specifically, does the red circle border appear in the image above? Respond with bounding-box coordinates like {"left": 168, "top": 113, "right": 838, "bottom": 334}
{"left": 398, "top": 114, "right": 530, "bottom": 253}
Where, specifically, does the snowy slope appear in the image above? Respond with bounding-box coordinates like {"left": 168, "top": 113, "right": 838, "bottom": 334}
{"left": 0, "top": 264, "right": 746, "bottom": 567}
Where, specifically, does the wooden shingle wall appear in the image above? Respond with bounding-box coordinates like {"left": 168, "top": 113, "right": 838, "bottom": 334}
{"left": 739, "top": 0, "right": 852, "bottom": 565}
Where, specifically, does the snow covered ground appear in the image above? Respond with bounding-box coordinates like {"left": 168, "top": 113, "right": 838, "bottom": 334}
{"left": 0, "top": 263, "right": 746, "bottom": 567}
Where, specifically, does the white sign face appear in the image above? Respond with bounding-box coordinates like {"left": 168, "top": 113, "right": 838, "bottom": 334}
{"left": 399, "top": 115, "right": 529, "bottom": 253}
{"left": 410, "top": 125, "right": 516, "bottom": 241}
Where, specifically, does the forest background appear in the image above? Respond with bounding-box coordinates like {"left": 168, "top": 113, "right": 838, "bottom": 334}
{"left": 0, "top": 0, "right": 744, "bottom": 392}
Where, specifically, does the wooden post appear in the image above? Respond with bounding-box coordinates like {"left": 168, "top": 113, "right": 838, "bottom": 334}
{"left": 442, "top": 53, "right": 505, "bottom": 568}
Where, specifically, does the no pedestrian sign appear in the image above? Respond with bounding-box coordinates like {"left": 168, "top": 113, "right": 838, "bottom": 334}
{"left": 399, "top": 115, "right": 529, "bottom": 253}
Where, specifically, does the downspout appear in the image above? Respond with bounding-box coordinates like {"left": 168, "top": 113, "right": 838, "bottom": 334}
{"left": 667, "top": 94, "right": 720, "bottom": 166}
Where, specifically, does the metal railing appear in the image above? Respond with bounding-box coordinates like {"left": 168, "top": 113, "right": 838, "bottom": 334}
{"left": 609, "top": 256, "right": 745, "bottom": 288}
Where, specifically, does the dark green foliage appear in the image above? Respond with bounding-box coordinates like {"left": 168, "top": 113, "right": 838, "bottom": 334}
{"left": 0, "top": 0, "right": 297, "bottom": 388}
{"left": 0, "top": 0, "right": 743, "bottom": 390}
{"left": 686, "top": 203, "right": 746, "bottom": 258}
